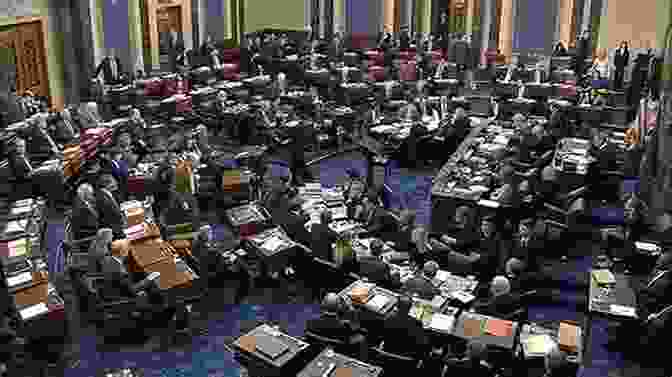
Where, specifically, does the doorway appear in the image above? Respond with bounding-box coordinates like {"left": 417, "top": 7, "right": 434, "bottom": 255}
{"left": 157, "top": 5, "right": 182, "bottom": 70}
{"left": 0, "top": 21, "right": 49, "bottom": 100}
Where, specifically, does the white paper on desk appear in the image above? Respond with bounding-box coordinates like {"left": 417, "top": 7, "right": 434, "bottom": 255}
{"left": 493, "top": 135, "right": 510, "bottom": 145}
{"left": 261, "top": 236, "right": 286, "bottom": 252}
{"left": 478, "top": 199, "right": 500, "bottom": 208}
{"left": 435, "top": 270, "right": 450, "bottom": 282}
{"left": 6, "top": 271, "right": 32, "bottom": 287}
{"left": 366, "top": 295, "right": 391, "bottom": 311}
{"left": 330, "top": 206, "right": 348, "bottom": 220}
{"left": 20, "top": 303, "right": 48, "bottom": 320}
{"left": 451, "top": 291, "right": 476, "bottom": 304}
{"left": 429, "top": 313, "right": 454, "bottom": 332}
{"left": 635, "top": 242, "right": 660, "bottom": 253}
{"left": 610, "top": 304, "right": 637, "bottom": 318}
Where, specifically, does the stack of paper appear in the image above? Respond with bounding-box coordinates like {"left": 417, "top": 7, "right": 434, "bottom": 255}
{"left": 19, "top": 302, "right": 49, "bottom": 320}
{"left": 592, "top": 269, "right": 616, "bottom": 285}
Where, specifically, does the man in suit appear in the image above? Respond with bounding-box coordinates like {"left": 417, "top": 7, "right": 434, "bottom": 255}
{"left": 357, "top": 239, "right": 392, "bottom": 286}
{"left": 399, "top": 26, "right": 411, "bottom": 50}
{"left": 588, "top": 129, "right": 621, "bottom": 202}
{"left": 454, "top": 34, "right": 471, "bottom": 72}
{"left": 636, "top": 252, "right": 672, "bottom": 319}
{"left": 95, "top": 174, "right": 126, "bottom": 240}
{"left": 547, "top": 103, "right": 569, "bottom": 143}
{"left": 404, "top": 261, "right": 441, "bottom": 300}
{"left": 475, "top": 215, "right": 506, "bottom": 279}
{"left": 544, "top": 348, "right": 574, "bottom": 377}
{"left": 310, "top": 210, "right": 339, "bottom": 262}
{"left": 306, "top": 293, "right": 362, "bottom": 344}
{"left": 613, "top": 41, "right": 630, "bottom": 90}
{"left": 439, "top": 107, "right": 471, "bottom": 160}
{"left": 575, "top": 29, "right": 591, "bottom": 77}
{"left": 100, "top": 239, "right": 159, "bottom": 299}
{"left": 95, "top": 49, "right": 123, "bottom": 85}
{"left": 0, "top": 71, "right": 25, "bottom": 127}
{"left": 443, "top": 340, "right": 495, "bottom": 377}
{"left": 507, "top": 218, "right": 542, "bottom": 272}
{"left": 358, "top": 193, "right": 398, "bottom": 240}
{"left": 474, "top": 276, "right": 521, "bottom": 318}
{"left": 381, "top": 295, "right": 430, "bottom": 359}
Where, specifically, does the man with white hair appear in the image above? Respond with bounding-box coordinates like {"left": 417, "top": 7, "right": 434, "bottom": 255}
{"left": 474, "top": 275, "right": 521, "bottom": 317}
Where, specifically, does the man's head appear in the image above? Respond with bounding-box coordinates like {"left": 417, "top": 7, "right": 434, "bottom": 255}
{"left": 455, "top": 107, "right": 466, "bottom": 120}
{"left": 532, "top": 124, "right": 546, "bottom": 139}
{"left": 422, "top": 260, "right": 439, "bottom": 279}
{"left": 454, "top": 206, "right": 473, "bottom": 228}
{"left": 12, "top": 137, "right": 26, "bottom": 156}
{"left": 513, "top": 113, "right": 528, "bottom": 132}
{"left": 397, "top": 294, "right": 413, "bottom": 313}
{"left": 198, "top": 225, "right": 211, "bottom": 241}
{"left": 490, "top": 275, "right": 511, "bottom": 297}
{"left": 480, "top": 215, "right": 496, "bottom": 238}
{"left": 370, "top": 239, "right": 385, "bottom": 257}
{"left": 656, "top": 212, "right": 672, "bottom": 233}
{"left": 505, "top": 257, "right": 524, "bottom": 277}
{"left": 321, "top": 292, "right": 343, "bottom": 315}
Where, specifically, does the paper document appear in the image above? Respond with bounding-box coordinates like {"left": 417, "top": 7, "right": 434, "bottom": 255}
{"left": 524, "top": 334, "right": 555, "bottom": 355}
{"left": 429, "top": 313, "right": 454, "bottom": 332}
{"left": 6, "top": 271, "right": 32, "bottom": 287}
{"left": 366, "top": 295, "right": 391, "bottom": 311}
{"left": 451, "top": 291, "right": 476, "bottom": 304}
{"left": 20, "top": 303, "right": 49, "bottom": 320}
{"left": 435, "top": 270, "right": 450, "bottom": 282}
{"left": 635, "top": 242, "right": 660, "bottom": 253}
{"left": 610, "top": 304, "right": 637, "bottom": 318}
{"left": 261, "top": 236, "right": 286, "bottom": 252}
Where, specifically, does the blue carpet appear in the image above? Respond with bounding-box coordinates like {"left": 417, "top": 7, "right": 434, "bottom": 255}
{"left": 383, "top": 160, "right": 433, "bottom": 226}
{"left": 45, "top": 222, "right": 66, "bottom": 276}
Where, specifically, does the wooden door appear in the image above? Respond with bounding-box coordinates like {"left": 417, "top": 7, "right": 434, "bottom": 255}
{"left": 0, "top": 23, "right": 48, "bottom": 99}
{"left": 393, "top": 0, "right": 401, "bottom": 32}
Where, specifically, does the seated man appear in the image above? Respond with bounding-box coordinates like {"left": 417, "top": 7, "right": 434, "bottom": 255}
{"left": 100, "top": 239, "right": 160, "bottom": 299}
{"left": 381, "top": 295, "right": 430, "bottom": 359}
{"left": 310, "top": 210, "right": 340, "bottom": 262}
{"left": 544, "top": 348, "right": 574, "bottom": 377}
{"left": 358, "top": 193, "right": 398, "bottom": 240}
{"left": 443, "top": 340, "right": 495, "bottom": 377}
{"left": 504, "top": 257, "right": 537, "bottom": 294}
{"left": 357, "top": 239, "right": 392, "bottom": 286}
{"left": 306, "top": 293, "right": 365, "bottom": 345}
{"left": 635, "top": 252, "right": 672, "bottom": 319}
{"left": 95, "top": 174, "right": 126, "bottom": 240}
{"left": 473, "top": 276, "right": 521, "bottom": 318}
{"left": 404, "top": 261, "right": 441, "bottom": 300}
{"left": 475, "top": 215, "right": 507, "bottom": 279}
{"left": 440, "top": 206, "right": 480, "bottom": 253}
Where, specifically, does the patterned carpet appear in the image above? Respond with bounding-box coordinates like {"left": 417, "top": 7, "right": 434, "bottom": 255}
{"left": 45, "top": 150, "right": 633, "bottom": 377}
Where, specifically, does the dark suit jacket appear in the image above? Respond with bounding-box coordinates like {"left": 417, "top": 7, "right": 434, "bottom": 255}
{"left": 71, "top": 198, "right": 99, "bottom": 240}
{"left": 363, "top": 207, "right": 398, "bottom": 239}
{"left": 474, "top": 292, "right": 521, "bottom": 318}
{"left": 454, "top": 41, "right": 470, "bottom": 66}
{"left": 590, "top": 141, "right": 620, "bottom": 172}
{"left": 637, "top": 269, "right": 672, "bottom": 319}
{"left": 310, "top": 223, "right": 339, "bottom": 262}
{"left": 404, "top": 275, "right": 440, "bottom": 300}
{"left": 451, "top": 227, "right": 480, "bottom": 254}
{"left": 444, "top": 358, "right": 495, "bottom": 377}
{"left": 8, "top": 155, "right": 31, "bottom": 181}
{"left": 95, "top": 57, "right": 123, "bottom": 84}
{"left": 507, "top": 237, "right": 544, "bottom": 271}
{"left": 614, "top": 49, "right": 630, "bottom": 70}
{"left": 382, "top": 313, "right": 430, "bottom": 359}
{"left": 357, "top": 256, "right": 391, "bottom": 286}
{"left": 95, "top": 189, "right": 125, "bottom": 240}
{"left": 443, "top": 118, "right": 471, "bottom": 154}
{"left": 0, "top": 92, "right": 26, "bottom": 127}
{"left": 306, "top": 314, "right": 356, "bottom": 343}
{"left": 476, "top": 235, "right": 507, "bottom": 275}
{"left": 400, "top": 34, "right": 411, "bottom": 50}
{"left": 101, "top": 255, "right": 139, "bottom": 298}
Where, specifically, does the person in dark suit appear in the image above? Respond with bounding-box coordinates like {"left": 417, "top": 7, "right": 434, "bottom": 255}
{"left": 358, "top": 193, "right": 398, "bottom": 240}
{"left": 636, "top": 253, "right": 672, "bottom": 319}
{"left": 475, "top": 215, "right": 506, "bottom": 279}
{"left": 575, "top": 29, "right": 591, "bottom": 76}
{"left": 404, "top": 261, "right": 441, "bottom": 300}
{"left": 588, "top": 129, "right": 621, "bottom": 202}
{"left": 454, "top": 35, "right": 470, "bottom": 72}
{"left": 504, "top": 257, "right": 537, "bottom": 294}
{"left": 648, "top": 50, "right": 663, "bottom": 99}
{"left": 95, "top": 174, "right": 125, "bottom": 240}
{"left": 241, "top": 33, "right": 255, "bottom": 75}
{"left": 399, "top": 27, "right": 411, "bottom": 50}
{"left": 310, "top": 210, "right": 340, "bottom": 262}
{"left": 8, "top": 137, "right": 32, "bottom": 182}
{"left": 287, "top": 122, "right": 311, "bottom": 186}
{"left": 506, "top": 218, "right": 543, "bottom": 272}
{"left": 306, "top": 293, "right": 362, "bottom": 343}
{"left": 438, "top": 12, "right": 450, "bottom": 55}
{"left": 440, "top": 205, "right": 480, "bottom": 253}
{"left": 71, "top": 183, "right": 99, "bottom": 241}
{"left": 357, "top": 239, "right": 392, "bottom": 286}
{"left": 473, "top": 276, "right": 521, "bottom": 318}
{"left": 547, "top": 103, "right": 569, "bottom": 143}
{"left": 440, "top": 107, "right": 471, "bottom": 160}
{"left": 390, "top": 209, "right": 416, "bottom": 252}
{"left": 0, "top": 71, "right": 26, "bottom": 127}
{"left": 544, "top": 348, "right": 574, "bottom": 377}
{"left": 381, "top": 295, "right": 430, "bottom": 359}
{"left": 552, "top": 41, "right": 568, "bottom": 57}
{"left": 100, "top": 239, "right": 158, "bottom": 299}
{"left": 95, "top": 51, "right": 123, "bottom": 85}
{"left": 443, "top": 340, "right": 495, "bottom": 377}
{"left": 613, "top": 41, "right": 630, "bottom": 90}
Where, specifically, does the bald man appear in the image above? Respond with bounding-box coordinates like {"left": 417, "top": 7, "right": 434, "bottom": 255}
{"left": 404, "top": 261, "right": 441, "bottom": 300}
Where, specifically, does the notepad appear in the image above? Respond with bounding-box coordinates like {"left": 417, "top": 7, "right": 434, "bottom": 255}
{"left": 434, "top": 270, "right": 450, "bottom": 282}
{"left": 19, "top": 302, "right": 48, "bottom": 320}
{"left": 6, "top": 271, "right": 32, "bottom": 287}
{"left": 524, "top": 334, "right": 555, "bottom": 355}
{"left": 486, "top": 319, "right": 514, "bottom": 337}
{"left": 610, "top": 304, "right": 637, "bottom": 318}
{"left": 451, "top": 291, "right": 476, "bottom": 304}
{"left": 429, "top": 313, "right": 455, "bottom": 332}
{"left": 592, "top": 269, "right": 616, "bottom": 285}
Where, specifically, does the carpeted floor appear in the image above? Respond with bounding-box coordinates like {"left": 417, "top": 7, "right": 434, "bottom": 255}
{"left": 44, "top": 150, "right": 638, "bottom": 377}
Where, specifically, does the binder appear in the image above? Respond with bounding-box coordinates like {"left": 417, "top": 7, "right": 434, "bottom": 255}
{"left": 558, "top": 322, "right": 580, "bottom": 354}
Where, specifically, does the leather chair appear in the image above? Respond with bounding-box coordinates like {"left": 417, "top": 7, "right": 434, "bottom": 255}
{"left": 372, "top": 345, "right": 423, "bottom": 375}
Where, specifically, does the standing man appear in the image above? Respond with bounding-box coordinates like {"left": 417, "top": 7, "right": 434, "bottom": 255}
{"left": 575, "top": 29, "right": 591, "bottom": 77}
{"left": 613, "top": 41, "right": 630, "bottom": 90}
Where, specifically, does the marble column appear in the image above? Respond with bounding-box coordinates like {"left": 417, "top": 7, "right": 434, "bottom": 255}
{"left": 465, "top": 0, "right": 476, "bottom": 41}
{"left": 103, "top": 0, "right": 131, "bottom": 69}
{"left": 383, "top": 0, "right": 394, "bottom": 33}
{"left": 557, "top": 0, "right": 574, "bottom": 46}
{"left": 334, "top": 0, "right": 345, "bottom": 35}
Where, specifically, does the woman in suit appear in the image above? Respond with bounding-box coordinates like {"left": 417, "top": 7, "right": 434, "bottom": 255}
{"left": 614, "top": 41, "right": 629, "bottom": 90}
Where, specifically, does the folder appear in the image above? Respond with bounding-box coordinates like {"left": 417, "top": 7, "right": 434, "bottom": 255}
{"left": 486, "top": 319, "right": 514, "bottom": 337}
{"left": 463, "top": 318, "right": 484, "bottom": 337}
{"left": 558, "top": 322, "right": 580, "bottom": 354}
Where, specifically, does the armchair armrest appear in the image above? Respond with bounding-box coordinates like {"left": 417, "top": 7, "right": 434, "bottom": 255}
{"left": 560, "top": 186, "right": 588, "bottom": 202}
{"left": 543, "top": 202, "right": 568, "bottom": 217}
{"left": 544, "top": 219, "right": 568, "bottom": 230}
{"left": 603, "top": 170, "right": 624, "bottom": 178}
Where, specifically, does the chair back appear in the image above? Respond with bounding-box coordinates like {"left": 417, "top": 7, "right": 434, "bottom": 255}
{"left": 371, "top": 346, "right": 419, "bottom": 375}
{"left": 304, "top": 330, "right": 346, "bottom": 352}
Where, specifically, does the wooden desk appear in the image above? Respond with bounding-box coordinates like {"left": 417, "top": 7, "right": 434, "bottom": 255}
{"left": 452, "top": 312, "right": 519, "bottom": 350}
{"left": 233, "top": 324, "right": 309, "bottom": 377}
{"left": 129, "top": 243, "right": 172, "bottom": 273}
{"left": 142, "top": 257, "right": 194, "bottom": 290}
